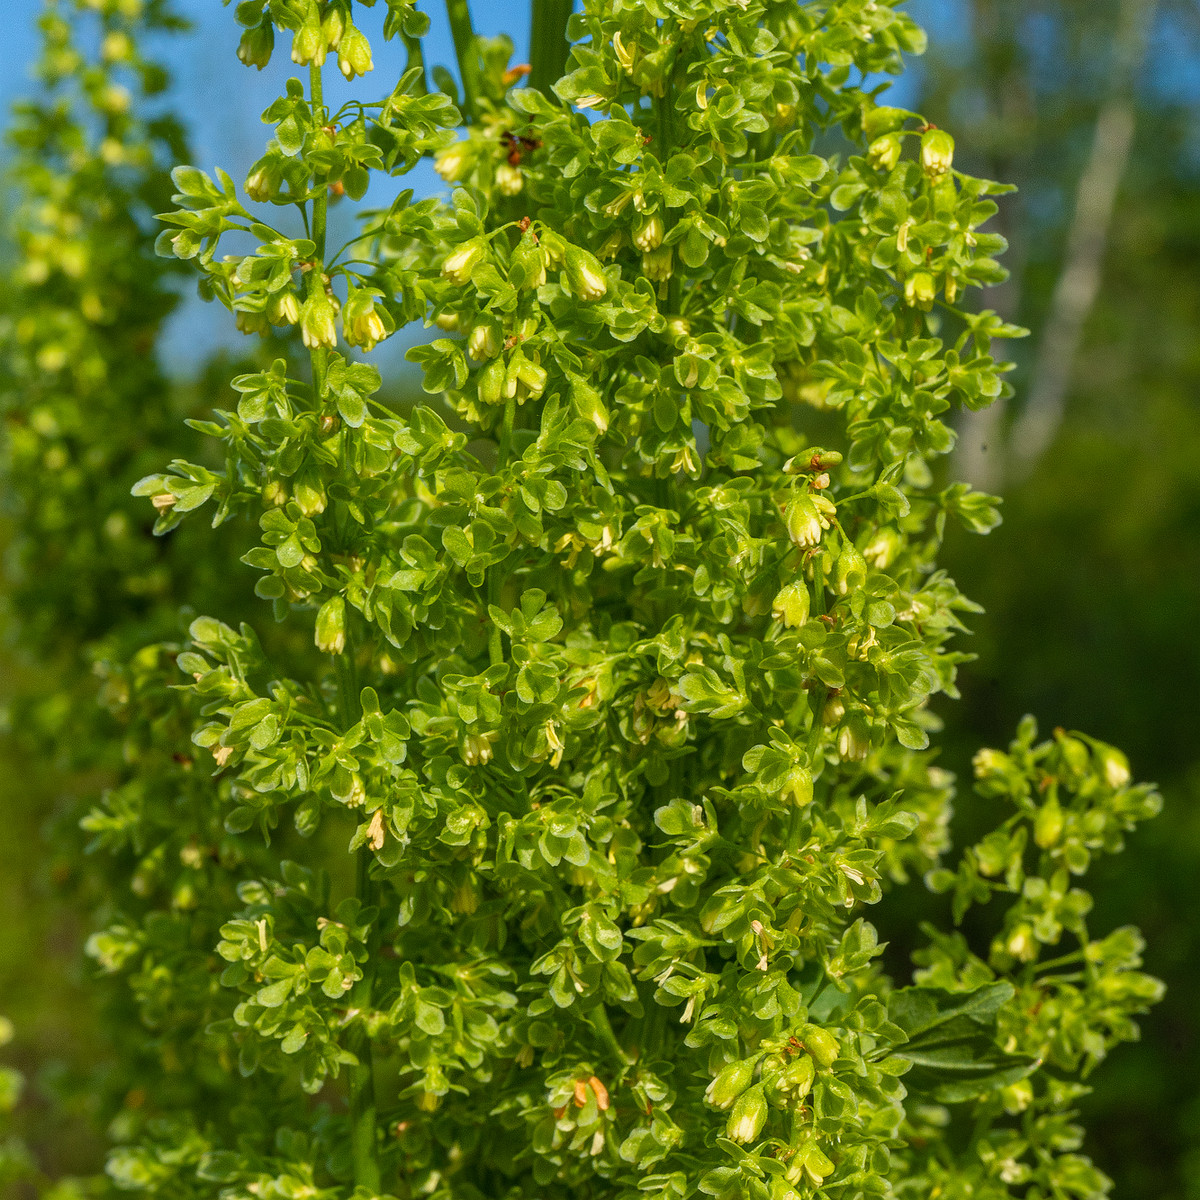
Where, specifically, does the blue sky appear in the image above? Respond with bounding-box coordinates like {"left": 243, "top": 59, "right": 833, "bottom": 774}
{"left": 0, "top": 0, "right": 934, "bottom": 373}
{"left": 6, "top": 0, "right": 1188, "bottom": 375}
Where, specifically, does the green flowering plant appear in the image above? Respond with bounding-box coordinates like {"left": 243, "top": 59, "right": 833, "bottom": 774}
{"left": 4, "top": 0, "right": 1163, "bottom": 1197}
{"left": 0, "top": 0, "right": 283, "bottom": 1166}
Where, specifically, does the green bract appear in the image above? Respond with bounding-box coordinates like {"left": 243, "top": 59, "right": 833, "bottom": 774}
{"left": 1, "top": 1, "right": 1163, "bottom": 1198}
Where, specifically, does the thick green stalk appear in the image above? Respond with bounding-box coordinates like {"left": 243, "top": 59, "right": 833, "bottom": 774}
{"left": 443, "top": 0, "right": 480, "bottom": 122}
{"left": 402, "top": 30, "right": 428, "bottom": 93}
{"left": 308, "top": 62, "right": 330, "bottom": 396}
{"left": 349, "top": 845, "right": 381, "bottom": 1192}
{"left": 529, "top": 0, "right": 573, "bottom": 95}
{"left": 306, "top": 56, "right": 379, "bottom": 1194}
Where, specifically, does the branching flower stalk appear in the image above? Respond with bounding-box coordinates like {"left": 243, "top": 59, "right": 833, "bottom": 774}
{"left": 2, "top": 0, "right": 1164, "bottom": 1197}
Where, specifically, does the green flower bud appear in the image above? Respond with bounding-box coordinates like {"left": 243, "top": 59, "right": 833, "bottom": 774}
{"left": 704, "top": 1057, "right": 756, "bottom": 1110}
{"left": 322, "top": 6, "right": 346, "bottom": 50}
{"left": 800, "top": 1143, "right": 835, "bottom": 1185}
{"left": 1097, "top": 744, "right": 1131, "bottom": 788}
{"left": 300, "top": 292, "right": 337, "bottom": 350}
{"left": 511, "top": 234, "right": 547, "bottom": 289}
{"left": 442, "top": 238, "right": 485, "bottom": 285}
{"left": 235, "top": 309, "right": 271, "bottom": 337}
{"left": 726, "top": 1082, "right": 768, "bottom": 1143}
{"left": 863, "top": 104, "right": 907, "bottom": 140}
{"left": 315, "top": 596, "right": 346, "bottom": 655}
{"left": 801, "top": 1025, "right": 840, "bottom": 1070}
{"left": 294, "top": 472, "right": 326, "bottom": 517}
{"left": 563, "top": 244, "right": 607, "bottom": 301}
{"left": 267, "top": 289, "right": 301, "bottom": 326}
{"left": 920, "top": 128, "right": 954, "bottom": 177}
{"left": 1034, "top": 795, "right": 1064, "bottom": 848}
{"left": 642, "top": 245, "right": 674, "bottom": 282}
{"left": 862, "top": 527, "right": 903, "bottom": 569}
{"left": 834, "top": 543, "right": 867, "bottom": 595}
{"left": 467, "top": 322, "right": 501, "bottom": 363}
{"left": 571, "top": 379, "right": 609, "bottom": 433}
{"left": 515, "top": 357, "right": 547, "bottom": 400}
{"left": 291, "top": 19, "right": 326, "bottom": 66}
{"left": 245, "top": 159, "right": 283, "bottom": 202}
{"left": 435, "top": 142, "right": 470, "bottom": 184}
{"left": 237, "top": 22, "right": 274, "bottom": 70}
{"left": 539, "top": 229, "right": 568, "bottom": 267}
{"left": 338, "top": 25, "right": 373, "bottom": 80}
{"left": 784, "top": 494, "right": 832, "bottom": 547}
{"left": 868, "top": 132, "right": 903, "bottom": 172}
{"left": 905, "top": 270, "right": 936, "bottom": 310}
{"left": 765, "top": 1053, "right": 815, "bottom": 1107}
{"left": 1002, "top": 1079, "right": 1034, "bottom": 1114}
{"left": 477, "top": 359, "right": 505, "bottom": 406}
{"left": 495, "top": 163, "right": 523, "bottom": 195}
{"left": 1004, "top": 922, "right": 1037, "bottom": 963}
{"left": 772, "top": 581, "right": 810, "bottom": 628}
{"left": 342, "top": 289, "right": 391, "bottom": 351}
{"left": 836, "top": 713, "right": 870, "bottom": 763}
{"left": 783, "top": 765, "right": 813, "bottom": 807}
{"left": 633, "top": 213, "right": 665, "bottom": 253}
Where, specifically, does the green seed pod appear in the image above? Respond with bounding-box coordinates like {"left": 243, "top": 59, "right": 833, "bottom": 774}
{"left": 704, "top": 1057, "right": 756, "bottom": 1110}
{"left": 801, "top": 1025, "right": 840, "bottom": 1070}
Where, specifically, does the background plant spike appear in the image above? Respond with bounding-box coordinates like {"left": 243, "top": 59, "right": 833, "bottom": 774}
{"left": 2, "top": 0, "right": 1164, "bottom": 1198}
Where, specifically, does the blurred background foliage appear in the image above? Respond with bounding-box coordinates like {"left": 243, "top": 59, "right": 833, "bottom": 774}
{"left": 1, "top": 0, "right": 1198, "bottom": 1196}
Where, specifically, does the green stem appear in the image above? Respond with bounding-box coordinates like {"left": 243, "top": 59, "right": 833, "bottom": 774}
{"left": 307, "top": 54, "right": 377, "bottom": 1193}
{"left": 498, "top": 394, "right": 516, "bottom": 466}
{"left": 586, "top": 1002, "right": 634, "bottom": 1075}
{"left": 529, "top": 0, "right": 573, "bottom": 95}
{"left": 348, "top": 846, "right": 381, "bottom": 1192}
{"left": 402, "top": 31, "right": 428, "bottom": 93}
{"left": 335, "top": 643, "right": 360, "bottom": 728}
{"left": 487, "top": 567, "right": 503, "bottom": 666}
{"left": 308, "top": 62, "right": 330, "bottom": 398}
{"left": 443, "top": 0, "right": 479, "bottom": 122}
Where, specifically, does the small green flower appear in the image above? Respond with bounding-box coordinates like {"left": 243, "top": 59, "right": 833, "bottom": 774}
{"left": 442, "top": 239, "right": 486, "bottom": 285}
{"left": 563, "top": 244, "right": 607, "bottom": 300}
{"left": 704, "top": 1058, "right": 756, "bottom": 1110}
{"left": 315, "top": 596, "right": 346, "bottom": 654}
{"left": 726, "top": 1083, "right": 768, "bottom": 1143}
{"left": 921, "top": 127, "right": 955, "bottom": 176}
